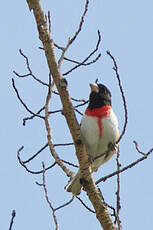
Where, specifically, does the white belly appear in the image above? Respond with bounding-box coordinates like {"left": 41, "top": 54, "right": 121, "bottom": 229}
{"left": 81, "top": 110, "right": 119, "bottom": 171}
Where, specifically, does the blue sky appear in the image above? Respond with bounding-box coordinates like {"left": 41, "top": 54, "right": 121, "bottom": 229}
{"left": 1, "top": 0, "right": 153, "bottom": 229}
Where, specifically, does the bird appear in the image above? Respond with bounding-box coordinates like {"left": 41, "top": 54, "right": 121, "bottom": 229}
{"left": 65, "top": 82, "right": 119, "bottom": 196}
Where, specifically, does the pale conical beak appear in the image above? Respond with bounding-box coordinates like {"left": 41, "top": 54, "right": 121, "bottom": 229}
{"left": 89, "top": 83, "right": 99, "bottom": 93}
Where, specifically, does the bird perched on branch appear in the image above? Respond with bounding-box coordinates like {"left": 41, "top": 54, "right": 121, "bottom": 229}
{"left": 65, "top": 82, "right": 119, "bottom": 195}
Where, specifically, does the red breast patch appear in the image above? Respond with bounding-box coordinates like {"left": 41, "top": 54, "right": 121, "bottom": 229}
{"left": 85, "top": 105, "right": 111, "bottom": 138}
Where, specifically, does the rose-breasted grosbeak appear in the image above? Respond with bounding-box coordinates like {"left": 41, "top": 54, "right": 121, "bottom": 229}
{"left": 65, "top": 83, "right": 119, "bottom": 195}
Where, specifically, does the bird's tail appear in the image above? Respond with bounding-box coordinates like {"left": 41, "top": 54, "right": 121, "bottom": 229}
{"left": 65, "top": 171, "right": 82, "bottom": 196}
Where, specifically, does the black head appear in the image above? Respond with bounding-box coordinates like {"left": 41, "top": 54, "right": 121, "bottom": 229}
{"left": 88, "top": 83, "right": 112, "bottom": 109}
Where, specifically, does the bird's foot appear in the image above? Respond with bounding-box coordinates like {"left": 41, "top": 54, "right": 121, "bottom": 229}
{"left": 108, "top": 142, "right": 118, "bottom": 151}
{"left": 88, "top": 154, "right": 95, "bottom": 164}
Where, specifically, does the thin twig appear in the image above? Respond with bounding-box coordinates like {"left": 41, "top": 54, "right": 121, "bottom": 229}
{"left": 106, "top": 204, "right": 116, "bottom": 219}
{"left": 12, "top": 78, "right": 44, "bottom": 119}
{"left": 13, "top": 49, "right": 49, "bottom": 87}
{"left": 8, "top": 210, "right": 16, "bottom": 230}
{"left": 39, "top": 162, "right": 59, "bottom": 230}
{"left": 63, "top": 30, "right": 101, "bottom": 76}
{"left": 64, "top": 54, "right": 101, "bottom": 66}
{"left": 54, "top": 142, "right": 74, "bottom": 147}
{"left": 17, "top": 146, "right": 56, "bottom": 174}
{"left": 61, "top": 159, "right": 78, "bottom": 168}
{"left": 74, "top": 108, "right": 83, "bottom": 116}
{"left": 21, "top": 142, "right": 75, "bottom": 168}
{"left": 115, "top": 147, "right": 122, "bottom": 229}
{"left": 58, "top": 38, "right": 71, "bottom": 68}
{"left": 96, "top": 143, "right": 153, "bottom": 184}
{"left": 54, "top": 196, "right": 74, "bottom": 211}
{"left": 49, "top": 109, "right": 62, "bottom": 114}
{"left": 52, "top": 0, "right": 89, "bottom": 53}
{"left": 51, "top": 89, "right": 87, "bottom": 103}
{"left": 36, "top": 163, "right": 74, "bottom": 229}
{"left": 40, "top": 46, "right": 101, "bottom": 67}
{"left": 74, "top": 100, "right": 88, "bottom": 108}
{"left": 48, "top": 11, "right": 51, "bottom": 34}
{"left": 71, "top": 97, "right": 86, "bottom": 103}
{"left": 23, "top": 106, "right": 45, "bottom": 126}
{"left": 76, "top": 196, "right": 95, "bottom": 213}
{"left": 69, "top": 0, "right": 89, "bottom": 45}
{"left": 22, "top": 143, "right": 48, "bottom": 164}
{"left": 49, "top": 100, "right": 88, "bottom": 115}
{"left": 133, "top": 140, "right": 146, "bottom": 156}
{"left": 57, "top": 0, "right": 89, "bottom": 67}
{"left": 106, "top": 50, "right": 128, "bottom": 144}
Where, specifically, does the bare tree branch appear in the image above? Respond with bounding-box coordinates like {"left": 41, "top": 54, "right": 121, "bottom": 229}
{"left": 44, "top": 77, "right": 74, "bottom": 178}
{"left": 36, "top": 163, "right": 75, "bottom": 228}
{"left": 63, "top": 30, "right": 101, "bottom": 76}
{"left": 22, "top": 143, "right": 48, "bottom": 164}
{"left": 50, "top": 0, "right": 89, "bottom": 56}
{"left": 69, "top": 0, "right": 89, "bottom": 45}
{"left": 54, "top": 143, "right": 74, "bottom": 147}
{"left": 17, "top": 143, "right": 78, "bottom": 176}
{"left": 61, "top": 159, "right": 78, "bottom": 168}
{"left": 58, "top": 0, "right": 89, "bottom": 67}
{"left": 8, "top": 210, "right": 16, "bottom": 230}
{"left": 106, "top": 204, "right": 116, "bottom": 219}
{"left": 49, "top": 100, "right": 88, "bottom": 115}
{"left": 12, "top": 78, "right": 44, "bottom": 119}
{"left": 13, "top": 49, "right": 49, "bottom": 87}
{"left": 51, "top": 88, "right": 87, "bottom": 103}
{"left": 106, "top": 50, "right": 128, "bottom": 144}
{"left": 54, "top": 196, "right": 74, "bottom": 212}
{"left": 37, "top": 162, "right": 59, "bottom": 230}
{"left": 63, "top": 54, "right": 101, "bottom": 66}
{"left": 47, "top": 11, "right": 51, "bottom": 34}
{"left": 13, "top": 1, "right": 153, "bottom": 230}
{"left": 115, "top": 148, "right": 122, "bottom": 229}
{"left": 23, "top": 106, "right": 45, "bottom": 126}
{"left": 96, "top": 142, "right": 153, "bottom": 184}
{"left": 17, "top": 146, "right": 56, "bottom": 174}
{"left": 133, "top": 140, "right": 146, "bottom": 156}
{"left": 26, "top": 0, "right": 117, "bottom": 229}
{"left": 58, "top": 38, "right": 71, "bottom": 68}
{"left": 76, "top": 196, "right": 95, "bottom": 213}
{"left": 74, "top": 108, "right": 83, "bottom": 116}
